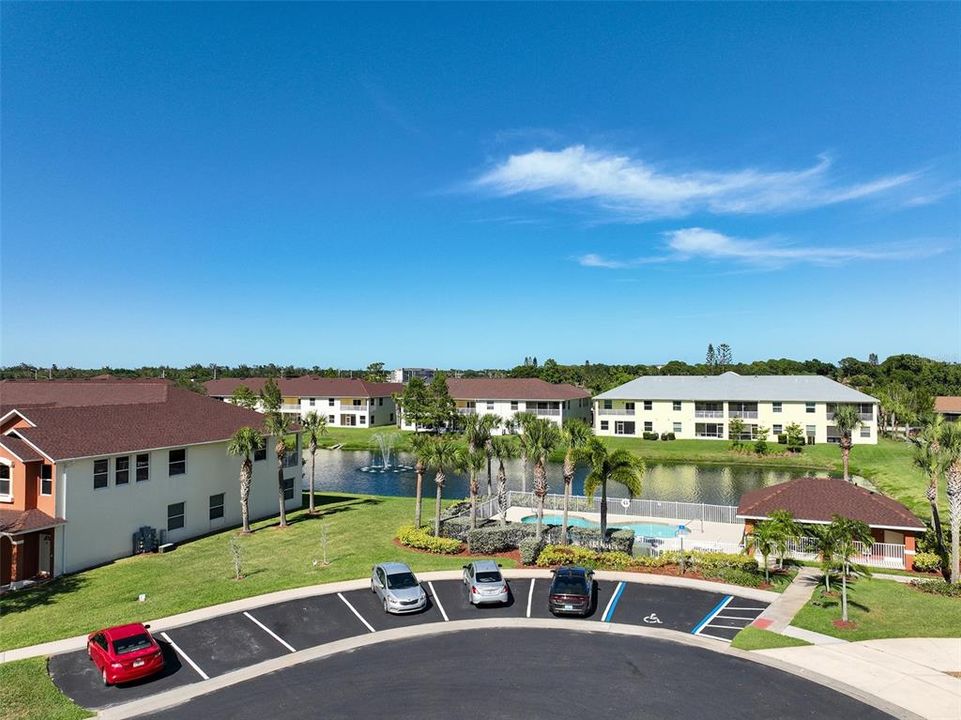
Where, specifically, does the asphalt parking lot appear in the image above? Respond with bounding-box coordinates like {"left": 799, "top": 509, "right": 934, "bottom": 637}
{"left": 138, "top": 629, "right": 894, "bottom": 720}
{"left": 49, "top": 577, "right": 769, "bottom": 711}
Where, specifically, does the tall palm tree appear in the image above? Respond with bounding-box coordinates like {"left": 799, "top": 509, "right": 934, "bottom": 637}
{"left": 579, "top": 438, "right": 644, "bottom": 539}
{"left": 263, "top": 413, "right": 293, "bottom": 528}
{"left": 940, "top": 422, "right": 961, "bottom": 584}
{"left": 832, "top": 404, "right": 862, "bottom": 482}
{"left": 913, "top": 415, "right": 947, "bottom": 561}
{"left": 520, "top": 418, "right": 561, "bottom": 540}
{"left": 461, "top": 413, "right": 499, "bottom": 496}
{"left": 410, "top": 433, "right": 432, "bottom": 528}
{"left": 300, "top": 412, "right": 328, "bottom": 515}
{"left": 458, "top": 447, "right": 487, "bottom": 530}
{"left": 423, "top": 436, "right": 459, "bottom": 537}
{"left": 746, "top": 520, "right": 777, "bottom": 582}
{"left": 827, "top": 515, "right": 874, "bottom": 622}
{"left": 808, "top": 524, "right": 838, "bottom": 591}
{"left": 481, "top": 414, "right": 502, "bottom": 496}
{"left": 227, "top": 426, "right": 264, "bottom": 534}
{"left": 560, "top": 419, "right": 593, "bottom": 545}
{"left": 490, "top": 435, "right": 520, "bottom": 527}
{"left": 514, "top": 411, "right": 537, "bottom": 493}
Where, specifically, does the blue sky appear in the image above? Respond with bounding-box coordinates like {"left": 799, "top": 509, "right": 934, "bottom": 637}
{"left": 2, "top": 2, "right": 959, "bottom": 369}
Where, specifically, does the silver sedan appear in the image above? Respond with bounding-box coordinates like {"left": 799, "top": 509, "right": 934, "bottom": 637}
{"left": 463, "top": 560, "right": 510, "bottom": 605}
{"left": 371, "top": 562, "right": 427, "bottom": 614}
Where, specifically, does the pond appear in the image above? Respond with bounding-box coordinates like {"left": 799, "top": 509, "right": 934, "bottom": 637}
{"left": 300, "top": 450, "right": 834, "bottom": 506}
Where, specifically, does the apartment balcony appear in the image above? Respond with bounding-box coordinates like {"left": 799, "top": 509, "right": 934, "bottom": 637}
{"left": 694, "top": 410, "right": 724, "bottom": 418}
{"left": 531, "top": 408, "right": 561, "bottom": 416}
{"left": 598, "top": 408, "right": 635, "bottom": 416}
{"left": 729, "top": 411, "right": 758, "bottom": 419}
{"left": 343, "top": 405, "right": 369, "bottom": 413}
{"left": 280, "top": 404, "right": 302, "bottom": 413}
{"left": 457, "top": 407, "right": 476, "bottom": 415}
{"left": 826, "top": 412, "right": 875, "bottom": 422}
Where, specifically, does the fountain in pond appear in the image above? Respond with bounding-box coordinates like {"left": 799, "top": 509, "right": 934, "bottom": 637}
{"left": 359, "top": 432, "right": 414, "bottom": 473}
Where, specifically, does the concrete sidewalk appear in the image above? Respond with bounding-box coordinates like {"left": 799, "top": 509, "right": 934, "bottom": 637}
{"left": 758, "top": 638, "right": 961, "bottom": 720}
{"left": 752, "top": 565, "right": 821, "bottom": 633}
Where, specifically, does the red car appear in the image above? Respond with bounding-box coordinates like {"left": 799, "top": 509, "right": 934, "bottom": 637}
{"left": 87, "top": 623, "right": 165, "bottom": 686}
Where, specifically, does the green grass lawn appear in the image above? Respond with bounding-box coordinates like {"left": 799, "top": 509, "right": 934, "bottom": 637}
{"left": 792, "top": 577, "right": 961, "bottom": 641}
{"left": 315, "top": 426, "right": 416, "bottom": 451}
{"left": 0, "top": 657, "right": 93, "bottom": 720}
{"left": 0, "top": 493, "right": 511, "bottom": 652}
{"left": 730, "top": 626, "right": 812, "bottom": 651}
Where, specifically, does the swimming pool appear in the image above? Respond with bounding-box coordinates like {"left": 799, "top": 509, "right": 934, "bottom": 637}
{"left": 520, "top": 514, "right": 678, "bottom": 539}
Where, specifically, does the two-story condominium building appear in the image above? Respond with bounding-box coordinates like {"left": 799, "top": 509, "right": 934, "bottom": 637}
{"left": 205, "top": 377, "right": 404, "bottom": 428}
{"left": 593, "top": 372, "right": 879, "bottom": 444}
{"left": 400, "top": 378, "right": 591, "bottom": 432}
{"left": 0, "top": 379, "right": 299, "bottom": 587}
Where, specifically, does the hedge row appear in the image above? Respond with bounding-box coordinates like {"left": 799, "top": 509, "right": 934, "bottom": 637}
{"left": 467, "top": 523, "right": 539, "bottom": 554}
{"left": 397, "top": 526, "right": 463, "bottom": 554}
{"left": 460, "top": 521, "right": 636, "bottom": 555}
{"left": 912, "top": 552, "right": 942, "bottom": 573}
{"left": 910, "top": 579, "right": 961, "bottom": 597}
{"left": 641, "top": 432, "right": 677, "bottom": 441}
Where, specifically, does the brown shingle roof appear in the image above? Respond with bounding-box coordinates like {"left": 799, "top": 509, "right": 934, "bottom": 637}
{"left": 204, "top": 377, "right": 404, "bottom": 399}
{"left": 8, "top": 386, "right": 272, "bottom": 461}
{"left": 0, "top": 379, "right": 170, "bottom": 408}
{"left": 737, "top": 477, "right": 925, "bottom": 530}
{"left": 0, "top": 508, "right": 66, "bottom": 536}
{"left": 935, "top": 396, "right": 961, "bottom": 414}
{"left": 0, "top": 436, "right": 44, "bottom": 462}
{"left": 446, "top": 378, "right": 590, "bottom": 401}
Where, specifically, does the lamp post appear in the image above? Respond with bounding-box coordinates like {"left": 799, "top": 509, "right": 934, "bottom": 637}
{"left": 676, "top": 524, "right": 691, "bottom": 574}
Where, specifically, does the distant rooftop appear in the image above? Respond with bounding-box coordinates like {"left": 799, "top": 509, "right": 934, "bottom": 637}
{"left": 595, "top": 372, "right": 877, "bottom": 403}
{"left": 935, "top": 396, "right": 961, "bottom": 414}
{"left": 204, "top": 377, "right": 403, "bottom": 399}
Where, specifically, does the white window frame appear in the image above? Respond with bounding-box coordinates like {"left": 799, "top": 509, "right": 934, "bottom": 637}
{"left": 0, "top": 460, "right": 12, "bottom": 501}
{"left": 93, "top": 458, "right": 109, "bottom": 490}
{"left": 673, "top": 422, "right": 682, "bottom": 433}
{"left": 167, "top": 502, "right": 185, "bottom": 531}
{"left": 168, "top": 448, "right": 187, "bottom": 477}
{"left": 40, "top": 464, "right": 53, "bottom": 496}
{"left": 773, "top": 401, "right": 782, "bottom": 413}
{"left": 673, "top": 401, "right": 682, "bottom": 411}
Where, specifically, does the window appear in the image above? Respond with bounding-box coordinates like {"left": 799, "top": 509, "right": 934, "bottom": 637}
{"left": 254, "top": 446, "right": 267, "bottom": 462}
{"left": 603, "top": 400, "right": 612, "bottom": 410}
{"left": 136, "top": 453, "right": 149, "bottom": 482}
{"left": 673, "top": 401, "right": 682, "bottom": 411}
{"left": 773, "top": 424, "right": 783, "bottom": 435}
{"left": 328, "top": 398, "right": 335, "bottom": 406}
{"left": 115, "top": 456, "right": 130, "bottom": 485}
{"left": 209, "top": 493, "right": 225, "bottom": 520}
{"left": 169, "top": 449, "right": 186, "bottom": 476}
{"left": 486, "top": 401, "right": 495, "bottom": 411}
{"left": 390, "top": 412, "right": 394, "bottom": 422}
{"left": 327, "top": 415, "right": 335, "bottom": 424}
{"left": 860, "top": 426, "right": 871, "bottom": 438}
{"left": 805, "top": 402, "right": 816, "bottom": 414}
{"left": 309, "top": 398, "right": 316, "bottom": 406}
{"left": 805, "top": 425, "right": 816, "bottom": 437}
{"left": 282, "top": 477, "right": 295, "bottom": 501}
{"left": 773, "top": 401, "right": 782, "bottom": 413}
{"left": 0, "top": 463, "right": 11, "bottom": 498}
{"left": 644, "top": 421, "right": 653, "bottom": 432}
{"left": 379, "top": 397, "right": 384, "bottom": 406}
{"left": 614, "top": 421, "right": 635, "bottom": 435}
{"left": 167, "top": 502, "right": 185, "bottom": 531}
{"left": 625, "top": 402, "right": 635, "bottom": 412}
{"left": 600, "top": 420, "right": 609, "bottom": 431}
{"left": 94, "top": 459, "right": 109, "bottom": 489}
{"left": 643, "top": 400, "right": 653, "bottom": 411}
{"left": 673, "top": 422, "right": 682, "bottom": 434}
{"left": 360, "top": 415, "right": 366, "bottom": 425}
{"left": 510, "top": 401, "right": 518, "bottom": 411}
{"left": 40, "top": 464, "right": 53, "bottom": 495}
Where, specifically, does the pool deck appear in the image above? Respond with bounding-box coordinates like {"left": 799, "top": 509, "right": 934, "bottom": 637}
{"left": 502, "top": 507, "right": 744, "bottom": 550}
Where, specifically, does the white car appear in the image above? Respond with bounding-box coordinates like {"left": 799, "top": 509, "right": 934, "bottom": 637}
{"left": 463, "top": 560, "right": 509, "bottom": 605}
{"left": 371, "top": 562, "right": 427, "bottom": 614}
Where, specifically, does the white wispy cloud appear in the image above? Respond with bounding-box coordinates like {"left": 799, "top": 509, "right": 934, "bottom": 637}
{"left": 475, "top": 145, "right": 920, "bottom": 219}
{"left": 576, "top": 228, "right": 946, "bottom": 270}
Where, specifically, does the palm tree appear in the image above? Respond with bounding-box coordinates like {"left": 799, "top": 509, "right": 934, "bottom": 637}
{"left": 461, "top": 413, "right": 499, "bottom": 496}
{"left": 913, "top": 415, "right": 947, "bottom": 562}
{"left": 827, "top": 515, "right": 874, "bottom": 622}
{"left": 514, "top": 411, "right": 536, "bottom": 493}
{"left": 423, "top": 436, "right": 459, "bottom": 537}
{"left": 227, "top": 427, "right": 264, "bottom": 534}
{"left": 767, "top": 510, "right": 800, "bottom": 569}
{"left": 300, "top": 412, "right": 328, "bottom": 515}
{"left": 746, "top": 520, "right": 777, "bottom": 582}
{"left": 481, "top": 415, "right": 502, "bottom": 496}
{"left": 808, "top": 524, "right": 838, "bottom": 591}
{"left": 410, "top": 433, "right": 432, "bottom": 528}
{"left": 940, "top": 422, "right": 961, "bottom": 583}
{"left": 520, "top": 418, "right": 561, "bottom": 540}
{"left": 458, "top": 447, "right": 487, "bottom": 530}
{"left": 263, "top": 413, "right": 293, "bottom": 528}
{"left": 560, "top": 419, "right": 593, "bottom": 545}
{"left": 490, "top": 435, "right": 519, "bottom": 527}
{"left": 579, "top": 438, "right": 644, "bottom": 539}
{"left": 832, "top": 405, "right": 862, "bottom": 482}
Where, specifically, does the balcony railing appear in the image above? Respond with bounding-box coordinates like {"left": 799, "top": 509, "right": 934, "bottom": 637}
{"left": 729, "top": 411, "right": 758, "bottom": 419}
{"left": 694, "top": 410, "right": 723, "bottom": 418}
{"left": 598, "top": 408, "right": 635, "bottom": 415}
{"left": 531, "top": 408, "right": 561, "bottom": 416}
{"left": 457, "top": 407, "right": 476, "bottom": 415}
{"left": 280, "top": 404, "right": 302, "bottom": 413}
{"left": 827, "top": 412, "right": 875, "bottom": 422}
{"left": 343, "top": 405, "right": 368, "bottom": 412}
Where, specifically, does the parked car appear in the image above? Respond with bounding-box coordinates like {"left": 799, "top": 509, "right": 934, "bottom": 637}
{"left": 370, "top": 562, "right": 427, "bottom": 614}
{"left": 547, "top": 566, "right": 594, "bottom": 617}
{"left": 463, "top": 560, "right": 509, "bottom": 605}
{"left": 87, "top": 623, "right": 165, "bottom": 686}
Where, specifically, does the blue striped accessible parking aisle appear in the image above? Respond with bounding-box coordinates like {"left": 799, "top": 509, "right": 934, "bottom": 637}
{"left": 691, "top": 595, "right": 734, "bottom": 638}
{"left": 601, "top": 581, "right": 626, "bottom": 622}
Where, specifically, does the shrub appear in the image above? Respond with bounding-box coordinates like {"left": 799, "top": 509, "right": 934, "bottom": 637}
{"left": 633, "top": 554, "right": 672, "bottom": 567}
{"left": 438, "top": 516, "right": 474, "bottom": 541}
{"left": 642, "top": 432, "right": 659, "bottom": 441}
{"left": 562, "top": 526, "right": 635, "bottom": 554}
{"left": 519, "top": 537, "right": 545, "bottom": 565}
{"left": 660, "top": 432, "right": 676, "bottom": 441}
{"left": 397, "top": 526, "right": 463, "bottom": 554}
{"left": 536, "top": 545, "right": 601, "bottom": 568}
{"left": 689, "top": 551, "right": 758, "bottom": 573}
{"left": 910, "top": 579, "right": 961, "bottom": 597}
{"left": 777, "top": 433, "right": 788, "bottom": 444}
{"left": 708, "top": 567, "right": 763, "bottom": 588}
{"left": 598, "top": 551, "right": 636, "bottom": 570}
{"left": 912, "top": 552, "right": 942, "bottom": 573}
{"left": 466, "top": 523, "right": 537, "bottom": 554}
{"left": 439, "top": 500, "right": 470, "bottom": 521}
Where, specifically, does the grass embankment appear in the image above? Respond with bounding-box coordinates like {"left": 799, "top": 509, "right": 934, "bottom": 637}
{"left": 730, "top": 627, "right": 811, "bottom": 651}
{"left": 792, "top": 578, "right": 961, "bottom": 641}
{"left": 0, "top": 657, "right": 93, "bottom": 720}
{"left": 0, "top": 493, "right": 512, "bottom": 652}
{"left": 316, "top": 426, "right": 416, "bottom": 451}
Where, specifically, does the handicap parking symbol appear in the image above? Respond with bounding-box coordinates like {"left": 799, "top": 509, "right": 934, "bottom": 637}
{"left": 643, "top": 612, "right": 663, "bottom": 625}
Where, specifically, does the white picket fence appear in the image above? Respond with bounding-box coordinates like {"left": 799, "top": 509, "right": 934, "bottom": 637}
{"left": 772, "top": 536, "right": 905, "bottom": 569}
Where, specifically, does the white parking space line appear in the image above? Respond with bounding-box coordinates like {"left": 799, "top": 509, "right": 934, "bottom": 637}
{"left": 427, "top": 582, "right": 449, "bottom": 622}
{"left": 726, "top": 606, "right": 766, "bottom": 611}
{"left": 692, "top": 595, "right": 733, "bottom": 637}
{"left": 338, "top": 592, "right": 376, "bottom": 633}
{"left": 160, "top": 632, "right": 209, "bottom": 680}
{"left": 705, "top": 623, "right": 746, "bottom": 630}
{"left": 244, "top": 611, "right": 296, "bottom": 653}
{"left": 526, "top": 578, "right": 535, "bottom": 618}
{"left": 714, "top": 615, "right": 759, "bottom": 620}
